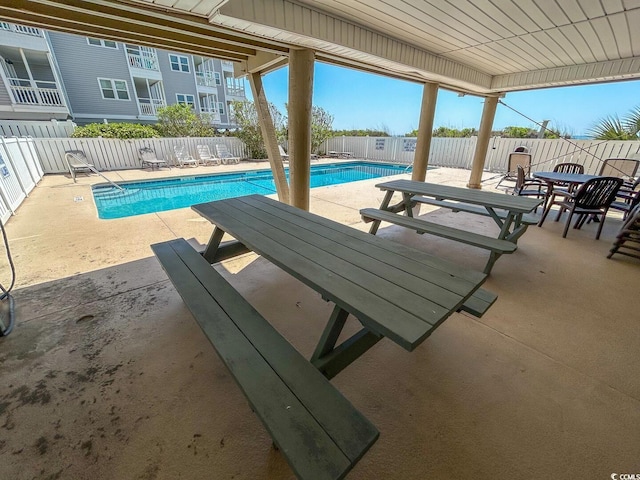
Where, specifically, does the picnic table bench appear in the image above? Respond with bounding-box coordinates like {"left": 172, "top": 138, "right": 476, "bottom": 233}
{"left": 152, "top": 238, "right": 378, "bottom": 480}
{"left": 152, "top": 194, "right": 498, "bottom": 479}
{"left": 362, "top": 180, "right": 543, "bottom": 274}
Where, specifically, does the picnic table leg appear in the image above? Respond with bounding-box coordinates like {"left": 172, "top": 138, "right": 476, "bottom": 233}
{"left": 201, "top": 227, "right": 251, "bottom": 263}
{"left": 484, "top": 252, "right": 500, "bottom": 274}
{"left": 369, "top": 190, "right": 394, "bottom": 234}
{"left": 311, "top": 305, "right": 383, "bottom": 379}
{"left": 202, "top": 227, "right": 224, "bottom": 263}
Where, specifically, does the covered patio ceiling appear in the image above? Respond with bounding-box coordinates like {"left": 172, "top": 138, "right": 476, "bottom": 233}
{"left": 2, "top": 0, "right": 640, "bottom": 95}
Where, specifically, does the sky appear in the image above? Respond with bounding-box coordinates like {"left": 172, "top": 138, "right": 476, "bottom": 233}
{"left": 245, "top": 62, "right": 640, "bottom": 138}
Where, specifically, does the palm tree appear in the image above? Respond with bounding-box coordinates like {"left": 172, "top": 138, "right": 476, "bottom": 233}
{"left": 589, "top": 106, "right": 640, "bottom": 140}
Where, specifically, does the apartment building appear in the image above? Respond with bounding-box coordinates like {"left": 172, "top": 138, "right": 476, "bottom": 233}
{"left": 0, "top": 20, "right": 246, "bottom": 128}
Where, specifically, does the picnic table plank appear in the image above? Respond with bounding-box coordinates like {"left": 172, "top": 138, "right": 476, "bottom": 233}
{"left": 377, "top": 179, "right": 542, "bottom": 212}
{"left": 231, "top": 197, "right": 470, "bottom": 313}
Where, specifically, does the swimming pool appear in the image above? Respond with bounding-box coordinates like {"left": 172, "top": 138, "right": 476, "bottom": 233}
{"left": 92, "top": 161, "right": 409, "bottom": 219}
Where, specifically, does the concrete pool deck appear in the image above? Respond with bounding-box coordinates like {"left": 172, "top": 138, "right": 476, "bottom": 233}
{"left": 0, "top": 162, "right": 639, "bottom": 479}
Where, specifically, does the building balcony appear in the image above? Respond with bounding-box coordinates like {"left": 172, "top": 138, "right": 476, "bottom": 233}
{"left": 225, "top": 85, "right": 245, "bottom": 98}
{"left": 0, "top": 22, "right": 48, "bottom": 50}
{"left": 195, "top": 71, "right": 220, "bottom": 88}
{"left": 7, "top": 79, "right": 65, "bottom": 107}
{"left": 127, "top": 53, "right": 159, "bottom": 72}
{"left": 0, "top": 22, "right": 43, "bottom": 37}
{"left": 138, "top": 97, "right": 166, "bottom": 116}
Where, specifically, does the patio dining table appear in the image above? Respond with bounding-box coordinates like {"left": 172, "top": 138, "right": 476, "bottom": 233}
{"left": 532, "top": 171, "right": 599, "bottom": 213}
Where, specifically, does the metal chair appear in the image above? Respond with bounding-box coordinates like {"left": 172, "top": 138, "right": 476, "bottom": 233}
{"left": 598, "top": 158, "right": 639, "bottom": 179}
{"left": 138, "top": 147, "right": 169, "bottom": 170}
{"left": 510, "top": 165, "right": 546, "bottom": 212}
{"left": 496, "top": 150, "right": 532, "bottom": 191}
{"left": 64, "top": 150, "right": 94, "bottom": 182}
{"left": 538, "top": 176, "right": 623, "bottom": 239}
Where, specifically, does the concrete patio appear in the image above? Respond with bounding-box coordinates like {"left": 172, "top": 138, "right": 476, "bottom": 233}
{"left": 0, "top": 162, "right": 638, "bottom": 480}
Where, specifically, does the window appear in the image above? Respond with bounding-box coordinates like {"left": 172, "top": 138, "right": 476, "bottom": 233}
{"left": 98, "top": 78, "right": 130, "bottom": 100}
{"left": 176, "top": 94, "right": 195, "bottom": 109}
{"left": 87, "top": 37, "right": 117, "bottom": 48}
{"left": 214, "top": 72, "right": 221, "bottom": 86}
{"left": 218, "top": 102, "right": 225, "bottom": 115}
{"left": 169, "top": 54, "right": 190, "bottom": 73}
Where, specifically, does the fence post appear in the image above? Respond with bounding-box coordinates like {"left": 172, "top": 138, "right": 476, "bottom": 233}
{"left": 14, "top": 137, "right": 38, "bottom": 184}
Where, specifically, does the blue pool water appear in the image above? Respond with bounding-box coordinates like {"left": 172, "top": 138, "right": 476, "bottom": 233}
{"left": 92, "top": 161, "right": 409, "bottom": 219}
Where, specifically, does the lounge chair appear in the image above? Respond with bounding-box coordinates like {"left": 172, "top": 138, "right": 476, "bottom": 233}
{"left": 278, "top": 145, "right": 319, "bottom": 161}
{"left": 64, "top": 150, "right": 94, "bottom": 182}
{"left": 138, "top": 147, "right": 169, "bottom": 170}
{"left": 278, "top": 145, "right": 289, "bottom": 162}
{"left": 214, "top": 144, "right": 241, "bottom": 165}
{"left": 173, "top": 145, "right": 198, "bottom": 168}
{"left": 496, "top": 147, "right": 532, "bottom": 191}
{"left": 196, "top": 145, "right": 221, "bottom": 166}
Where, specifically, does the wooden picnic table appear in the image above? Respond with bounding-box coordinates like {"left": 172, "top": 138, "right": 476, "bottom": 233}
{"left": 361, "top": 179, "right": 543, "bottom": 273}
{"left": 154, "top": 194, "right": 497, "bottom": 479}
{"left": 194, "top": 194, "right": 493, "bottom": 374}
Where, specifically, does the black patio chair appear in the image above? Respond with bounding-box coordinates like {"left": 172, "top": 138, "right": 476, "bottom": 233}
{"left": 550, "top": 162, "right": 585, "bottom": 196}
{"left": 510, "top": 165, "right": 546, "bottom": 212}
{"left": 538, "top": 176, "right": 623, "bottom": 239}
{"left": 608, "top": 203, "right": 640, "bottom": 260}
{"left": 610, "top": 178, "right": 640, "bottom": 220}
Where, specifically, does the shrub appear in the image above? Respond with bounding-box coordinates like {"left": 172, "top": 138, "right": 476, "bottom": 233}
{"left": 71, "top": 122, "right": 159, "bottom": 139}
{"left": 154, "top": 104, "right": 216, "bottom": 137}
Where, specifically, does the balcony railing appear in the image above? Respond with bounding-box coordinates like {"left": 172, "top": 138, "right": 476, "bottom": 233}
{"left": 196, "top": 71, "right": 219, "bottom": 88}
{"left": 0, "top": 22, "right": 43, "bottom": 36}
{"left": 127, "top": 53, "right": 159, "bottom": 71}
{"left": 8, "top": 79, "right": 64, "bottom": 106}
{"left": 138, "top": 97, "right": 166, "bottom": 116}
{"left": 225, "top": 86, "right": 245, "bottom": 97}
{"left": 199, "top": 108, "right": 221, "bottom": 123}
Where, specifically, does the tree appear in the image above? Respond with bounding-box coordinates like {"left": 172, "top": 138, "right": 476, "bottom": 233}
{"left": 310, "top": 106, "right": 334, "bottom": 154}
{"left": 231, "top": 100, "right": 285, "bottom": 159}
{"left": 154, "top": 104, "right": 216, "bottom": 137}
{"left": 588, "top": 107, "right": 640, "bottom": 140}
{"left": 331, "top": 129, "right": 389, "bottom": 137}
{"left": 71, "top": 122, "right": 159, "bottom": 139}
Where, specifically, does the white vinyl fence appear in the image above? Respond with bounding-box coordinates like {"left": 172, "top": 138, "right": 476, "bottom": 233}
{"left": 0, "top": 137, "right": 44, "bottom": 224}
{"left": 323, "top": 136, "right": 640, "bottom": 175}
{"left": 0, "top": 120, "right": 76, "bottom": 138}
{"left": 33, "top": 136, "right": 247, "bottom": 173}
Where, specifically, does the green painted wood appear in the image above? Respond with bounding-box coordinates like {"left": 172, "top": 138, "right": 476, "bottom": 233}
{"left": 456, "top": 288, "right": 498, "bottom": 317}
{"left": 241, "top": 195, "right": 484, "bottom": 295}
{"left": 242, "top": 195, "right": 486, "bottom": 285}
{"left": 239, "top": 196, "right": 492, "bottom": 317}
{"left": 413, "top": 197, "right": 538, "bottom": 225}
{"left": 377, "top": 180, "right": 542, "bottom": 213}
{"left": 360, "top": 208, "right": 517, "bottom": 253}
{"left": 212, "top": 199, "right": 461, "bottom": 322}
{"left": 152, "top": 239, "right": 379, "bottom": 479}
{"left": 194, "top": 200, "right": 440, "bottom": 350}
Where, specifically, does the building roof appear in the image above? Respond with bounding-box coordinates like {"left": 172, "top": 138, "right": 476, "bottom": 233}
{"left": 3, "top": 0, "right": 640, "bottom": 94}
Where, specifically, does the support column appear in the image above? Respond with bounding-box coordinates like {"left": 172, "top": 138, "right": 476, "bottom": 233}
{"left": 468, "top": 96, "right": 499, "bottom": 189}
{"left": 412, "top": 82, "right": 438, "bottom": 182}
{"left": 288, "top": 48, "right": 314, "bottom": 210}
{"left": 248, "top": 71, "right": 289, "bottom": 204}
